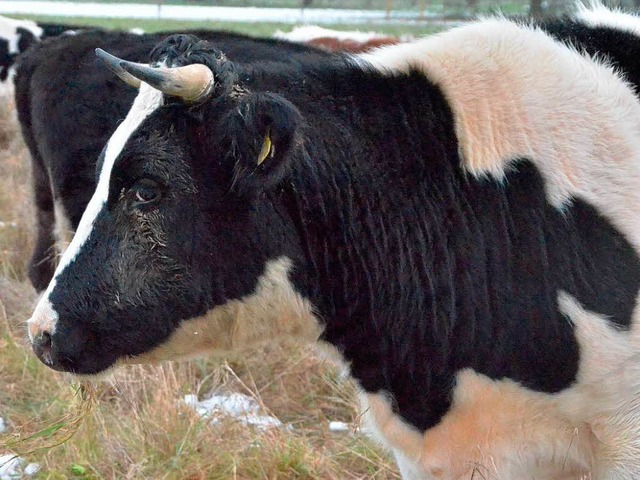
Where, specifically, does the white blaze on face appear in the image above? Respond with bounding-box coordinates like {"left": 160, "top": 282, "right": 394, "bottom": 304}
{"left": 27, "top": 84, "right": 164, "bottom": 338}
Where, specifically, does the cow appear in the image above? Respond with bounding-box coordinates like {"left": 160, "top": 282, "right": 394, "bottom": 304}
{"left": 25, "top": 17, "right": 640, "bottom": 478}
{"left": 0, "top": 15, "right": 84, "bottom": 82}
{"left": 0, "top": 16, "right": 43, "bottom": 82}
{"left": 13, "top": 28, "right": 332, "bottom": 293}
{"left": 273, "top": 25, "right": 405, "bottom": 53}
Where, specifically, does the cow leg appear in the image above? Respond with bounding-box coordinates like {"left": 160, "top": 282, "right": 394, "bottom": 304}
{"left": 15, "top": 64, "right": 58, "bottom": 292}
{"left": 27, "top": 157, "right": 56, "bottom": 292}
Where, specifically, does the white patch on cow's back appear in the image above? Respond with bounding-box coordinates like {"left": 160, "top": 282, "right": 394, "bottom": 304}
{"left": 123, "top": 257, "right": 322, "bottom": 365}
{"left": 358, "top": 18, "right": 640, "bottom": 256}
{"left": 575, "top": 1, "right": 640, "bottom": 35}
{"left": 27, "top": 84, "right": 163, "bottom": 339}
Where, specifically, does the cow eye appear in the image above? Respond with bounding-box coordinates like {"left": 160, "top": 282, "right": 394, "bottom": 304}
{"left": 129, "top": 179, "right": 161, "bottom": 206}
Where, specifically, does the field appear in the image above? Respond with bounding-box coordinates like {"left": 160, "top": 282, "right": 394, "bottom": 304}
{"left": 0, "top": 23, "right": 404, "bottom": 480}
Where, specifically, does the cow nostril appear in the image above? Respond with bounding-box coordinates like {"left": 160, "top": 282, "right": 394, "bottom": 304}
{"left": 32, "top": 331, "right": 53, "bottom": 366}
{"left": 33, "top": 331, "right": 51, "bottom": 349}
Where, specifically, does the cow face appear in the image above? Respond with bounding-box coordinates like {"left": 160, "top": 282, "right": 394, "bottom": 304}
{"left": 27, "top": 47, "right": 317, "bottom": 375}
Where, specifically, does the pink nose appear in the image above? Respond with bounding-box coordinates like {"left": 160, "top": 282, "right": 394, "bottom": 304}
{"left": 28, "top": 301, "right": 56, "bottom": 341}
{"left": 28, "top": 301, "right": 58, "bottom": 368}
{"left": 28, "top": 321, "right": 44, "bottom": 341}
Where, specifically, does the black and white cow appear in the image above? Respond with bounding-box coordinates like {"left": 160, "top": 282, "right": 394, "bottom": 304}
{"left": 0, "top": 15, "right": 83, "bottom": 82}
{"left": 26, "top": 16, "right": 640, "bottom": 479}
{"left": 13, "top": 28, "right": 331, "bottom": 292}
{"left": 0, "top": 16, "right": 43, "bottom": 82}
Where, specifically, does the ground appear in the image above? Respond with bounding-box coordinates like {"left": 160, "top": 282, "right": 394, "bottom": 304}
{"left": 0, "top": 86, "right": 398, "bottom": 479}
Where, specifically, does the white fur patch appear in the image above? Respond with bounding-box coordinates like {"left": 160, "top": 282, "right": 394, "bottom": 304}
{"left": 27, "top": 84, "right": 164, "bottom": 339}
{"left": 556, "top": 292, "right": 640, "bottom": 479}
{"left": 575, "top": 1, "right": 640, "bottom": 36}
{"left": 361, "top": 371, "right": 596, "bottom": 479}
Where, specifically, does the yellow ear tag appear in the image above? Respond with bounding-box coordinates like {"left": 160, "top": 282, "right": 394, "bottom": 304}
{"left": 257, "top": 133, "right": 272, "bottom": 166}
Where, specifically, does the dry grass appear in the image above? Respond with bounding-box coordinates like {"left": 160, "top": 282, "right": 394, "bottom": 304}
{"left": 0, "top": 91, "right": 399, "bottom": 479}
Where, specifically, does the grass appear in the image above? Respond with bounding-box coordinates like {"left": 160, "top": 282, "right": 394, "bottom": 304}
{"left": 0, "top": 95, "right": 399, "bottom": 478}
{"left": 9, "top": 14, "right": 447, "bottom": 36}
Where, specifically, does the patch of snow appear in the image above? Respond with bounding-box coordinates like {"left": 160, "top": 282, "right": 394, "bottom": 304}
{"left": 183, "top": 392, "right": 284, "bottom": 430}
{"left": 0, "top": 419, "right": 5, "bottom": 434}
{"left": 23, "top": 464, "right": 39, "bottom": 476}
{"left": 0, "top": 455, "right": 39, "bottom": 479}
{"left": 329, "top": 421, "right": 350, "bottom": 432}
{"left": 0, "top": 221, "right": 17, "bottom": 228}
{"left": 0, "top": 455, "right": 21, "bottom": 480}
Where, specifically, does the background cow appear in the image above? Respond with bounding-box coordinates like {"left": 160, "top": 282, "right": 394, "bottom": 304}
{"left": 0, "top": 15, "right": 85, "bottom": 83}
{"left": 26, "top": 13, "right": 640, "bottom": 479}
{"left": 13, "top": 28, "right": 332, "bottom": 292}
{"left": 273, "top": 25, "right": 406, "bottom": 53}
{"left": 0, "top": 16, "right": 43, "bottom": 83}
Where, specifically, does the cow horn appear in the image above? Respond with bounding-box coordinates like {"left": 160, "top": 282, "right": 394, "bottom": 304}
{"left": 95, "top": 48, "right": 214, "bottom": 102}
{"left": 95, "top": 48, "right": 142, "bottom": 88}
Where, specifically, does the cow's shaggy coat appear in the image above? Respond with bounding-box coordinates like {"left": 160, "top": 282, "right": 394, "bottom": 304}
{"left": 26, "top": 12, "right": 640, "bottom": 480}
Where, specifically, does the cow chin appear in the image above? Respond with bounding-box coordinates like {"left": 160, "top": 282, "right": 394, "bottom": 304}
{"left": 37, "top": 342, "right": 120, "bottom": 377}
{"left": 120, "top": 257, "right": 322, "bottom": 367}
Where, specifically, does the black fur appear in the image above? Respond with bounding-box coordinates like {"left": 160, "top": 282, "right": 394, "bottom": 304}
{"left": 38, "top": 37, "right": 640, "bottom": 433}
{"left": 0, "top": 36, "right": 9, "bottom": 81}
{"left": 13, "top": 29, "right": 332, "bottom": 292}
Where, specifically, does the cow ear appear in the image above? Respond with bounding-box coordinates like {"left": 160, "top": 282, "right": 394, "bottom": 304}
{"left": 222, "top": 92, "right": 302, "bottom": 195}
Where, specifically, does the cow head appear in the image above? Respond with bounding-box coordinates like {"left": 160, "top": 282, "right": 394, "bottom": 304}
{"left": 27, "top": 35, "right": 320, "bottom": 376}
{"left": 0, "top": 16, "right": 43, "bottom": 80}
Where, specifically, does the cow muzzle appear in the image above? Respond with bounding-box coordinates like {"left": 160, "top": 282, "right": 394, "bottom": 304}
{"left": 28, "top": 300, "right": 81, "bottom": 372}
